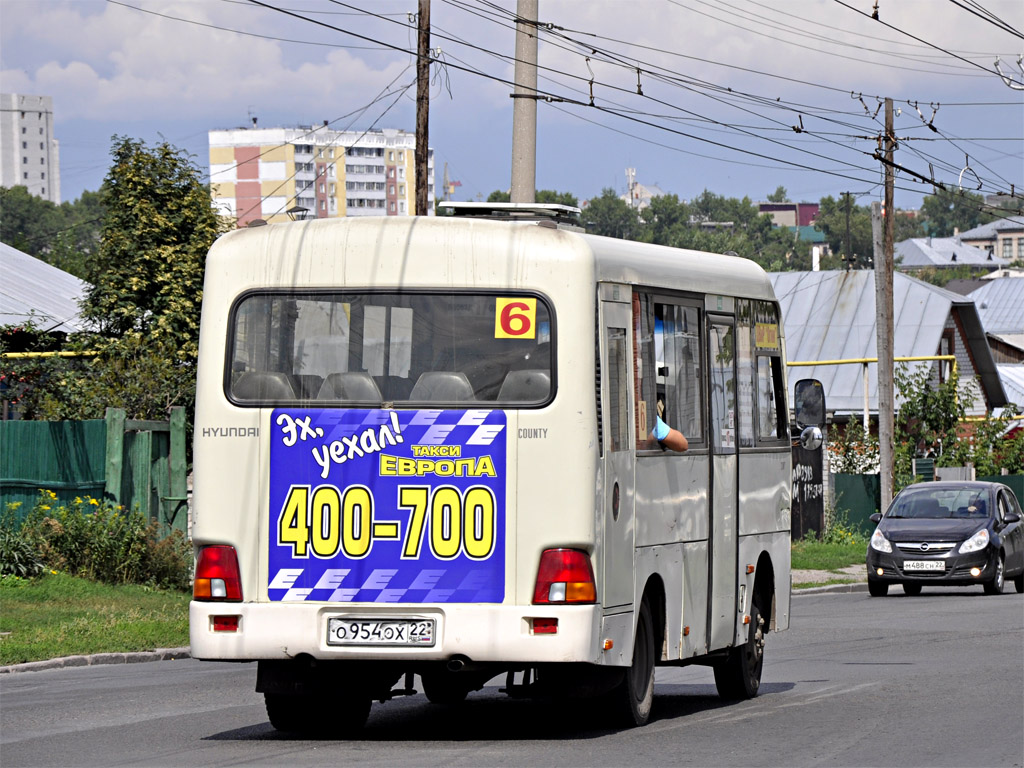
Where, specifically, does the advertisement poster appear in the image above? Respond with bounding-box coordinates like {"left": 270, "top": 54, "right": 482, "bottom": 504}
{"left": 268, "top": 408, "right": 507, "bottom": 603}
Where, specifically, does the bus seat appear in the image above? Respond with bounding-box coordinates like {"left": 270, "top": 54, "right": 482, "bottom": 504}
{"left": 232, "top": 372, "right": 296, "bottom": 401}
{"left": 318, "top": 372, "right": 382, "bottom": 403}
{"left": 498, "top": 369, "right": 551, "bottom": 401}
{"left": 377, "top": 375, "right": 414, "bottom": 401}
{"left": 410, "top": 371, "right": 474, "bottom": 402}
{"left": 291, "top": 374, "right": 324, "bottom": 400}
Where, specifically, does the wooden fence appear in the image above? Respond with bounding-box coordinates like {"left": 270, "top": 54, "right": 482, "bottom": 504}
{"left": 0, "top": 407, "right": 187, "bottom": 534}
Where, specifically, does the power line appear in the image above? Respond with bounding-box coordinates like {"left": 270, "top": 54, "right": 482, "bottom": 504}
{"left": 831, "top": 0, "right": 1024, "bottom": 87}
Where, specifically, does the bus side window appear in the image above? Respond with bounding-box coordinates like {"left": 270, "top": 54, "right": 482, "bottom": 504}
{"left": 634, "top": 292, "right": 703, "bottom": 451}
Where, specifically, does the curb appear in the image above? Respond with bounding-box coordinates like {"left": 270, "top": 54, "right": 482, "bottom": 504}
{"left": 0, "top": 647, "right": 190, "bottom": 675}
{"left": 1, "top": 583, "right": 866, "bottom": 674}
{"left": 794, "top": 581, "right": 868, "bottom": 595}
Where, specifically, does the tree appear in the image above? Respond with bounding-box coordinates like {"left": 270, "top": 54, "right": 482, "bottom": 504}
{"left": 0, "top": 186, "right": 103, "bottom": 280}
{"left": 535, "top": 189, "right": 579, "bottom": 207}
{"left": 583, "top": 188, "right": 640, "bottom": 239}
{"left": 81, "top": 136, "right": 228, "bottom": 361}
{"left": 767, "top": 186, "right": 788, "bottom": 203}
{"left": 485, "top": 189, "right": 577, "bottom": 206}
{"left": 813, "top": 195, "right": 873, "bottom": 268}
{"left": 919, "top": 187, "right": 987, "bottom": 236}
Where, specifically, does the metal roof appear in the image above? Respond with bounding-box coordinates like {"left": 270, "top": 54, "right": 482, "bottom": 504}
{"left": 967, "top": 277, "right": 1024, "bottom": 336}
{"left": 894, "top": 237, "right": 1006, "bottom": 268}
{"left": 0, "top": 241, "right": 91, "bottom": 333}
{"left": 958, "top": 215, "right": 1024, "bottom": 240}
{"left": 997, "top": 364, "right": 1024, "bottom": 407}
{"left": 770, "top": 270, "right": 1005, "bottom": 416}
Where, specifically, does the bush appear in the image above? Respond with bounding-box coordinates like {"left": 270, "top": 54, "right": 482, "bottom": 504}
{"left": 16, "top": 491, "right": 191, "bottom": 589}
{"left": 0, "top": 526, "right": 46, "bottom": 578}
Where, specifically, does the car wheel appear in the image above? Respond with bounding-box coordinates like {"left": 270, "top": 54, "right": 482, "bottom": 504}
{"left": 612, "top": 599, "right": 656, "bottom": 726}
{"left": 1015, "top": 573, "right": 1024, "bottom": 594}
{"left": 868, "top": 579, "right": 889, "bottom": 597}
{"left": 714, "top": 595, "right": 765, "bottom": 701}
{"left": 902, "top": 583, "right": 922, "bottom": 596}
{"left": 983, "top": 553, "right": 1005, "bottom": 595}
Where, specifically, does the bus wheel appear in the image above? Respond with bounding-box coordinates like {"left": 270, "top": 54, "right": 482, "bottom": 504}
{"left": 264, "top": 691, "right": 370, "bottom": 736}
{"left": 421, "top": 672, "right": 470, "bottom": 706}
{"left": 714, "top": 596, "right": 765, "bottom": 701}
{"left": 613, "top": 600, "right": 656, "bottom": 726}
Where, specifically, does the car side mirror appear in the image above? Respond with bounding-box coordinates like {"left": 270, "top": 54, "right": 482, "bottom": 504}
{"left": 1005, "top": 511, "right": 1021, "bottom": 524}
{"left": 869, "top": 512, "right": 882, "bottom": 524}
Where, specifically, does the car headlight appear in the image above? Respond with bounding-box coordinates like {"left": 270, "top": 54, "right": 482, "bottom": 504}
{"left": 870, "top": 528, "right": 892, "bottom": 553}
{"left": 959, "top": 528, "right": 989, "bottom": 554}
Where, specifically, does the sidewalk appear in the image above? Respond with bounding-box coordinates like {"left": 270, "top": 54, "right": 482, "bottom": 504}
{"left": 792, "top": 564, "right": 868, "bottom": 594}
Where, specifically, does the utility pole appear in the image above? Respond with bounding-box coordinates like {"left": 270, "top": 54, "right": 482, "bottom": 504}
{"left": 415, "top": 0, "right": 430, "bottom": 216}
{"left": 843, "top": 192, "right": 853, "bottom": 269}
{"left": 875, "top": 98, "right": 896, "bottom": 510}
{"left": 510, "top": 0, "right": 538, "bottom": 203}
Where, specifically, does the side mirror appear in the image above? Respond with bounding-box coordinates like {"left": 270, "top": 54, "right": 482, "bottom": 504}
{"left": 869, "top": 512, "right": 882, "bottom": 524}
{"left": 1005, "top": 511, "right": 1021, "bottom": 524}
{"left": 794, "top": 379, "right": 826, "bottom": 429}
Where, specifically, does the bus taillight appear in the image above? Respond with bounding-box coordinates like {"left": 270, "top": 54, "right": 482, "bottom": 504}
{"left": 194, "top": 545, "right": 243, "bottom": 601}
{"left": 533, "top": 548, "right": 596, "bottom": 604}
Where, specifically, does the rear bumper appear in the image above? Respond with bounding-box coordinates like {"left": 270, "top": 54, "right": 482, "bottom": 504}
{"left": 190, "top": 601, "right": 604, "bottom": 664}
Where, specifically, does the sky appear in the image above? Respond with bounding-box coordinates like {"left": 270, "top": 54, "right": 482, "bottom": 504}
{"left": 1, "top": 0, "right": 1022, "bottom": 212}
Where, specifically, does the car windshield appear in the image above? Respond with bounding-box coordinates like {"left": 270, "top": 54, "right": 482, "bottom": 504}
{"left": 886, "top": 489, "right": 990, "bottom": 519}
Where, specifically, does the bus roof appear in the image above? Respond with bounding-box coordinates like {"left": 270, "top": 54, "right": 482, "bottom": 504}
{"left": 207, "top": 216, "right": 776, "bottom": 303}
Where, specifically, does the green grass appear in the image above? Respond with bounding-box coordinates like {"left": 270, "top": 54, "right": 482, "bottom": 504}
{"left": 0, "top": 540, "right": 870, "bottom": 666}
{"left": 0, "top": 572, "right": 190, "bottom": 666}
{"left": 791, "top": 539, "right": 867, "bottom": 572}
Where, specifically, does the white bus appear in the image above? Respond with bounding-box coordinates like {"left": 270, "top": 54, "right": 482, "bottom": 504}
{"left": 190, "top": 203, "right": 824, "bottom": 733}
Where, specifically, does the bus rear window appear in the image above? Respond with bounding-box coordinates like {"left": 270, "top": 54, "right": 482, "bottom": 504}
{"left": 226, "top": 292, "right": 553, "bottom": 407}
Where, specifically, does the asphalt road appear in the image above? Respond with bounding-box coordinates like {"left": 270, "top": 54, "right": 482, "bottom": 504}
{"left": 2, "top": 586, "right": 1022, "bottom": 768}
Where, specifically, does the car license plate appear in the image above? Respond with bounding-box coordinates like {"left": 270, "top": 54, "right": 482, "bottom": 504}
{"left": 903, "top": 560, "right": 944, "bottom": 572}
{"left": 327, "top": 618, "right": 435, "bottom": 647}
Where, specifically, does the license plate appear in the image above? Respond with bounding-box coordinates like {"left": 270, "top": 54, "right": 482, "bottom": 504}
{"left": 903, "top": 560, "right": 945, "bottom": 572}
{"left": 327, "top": 618, "right": 435, "bottom": 647}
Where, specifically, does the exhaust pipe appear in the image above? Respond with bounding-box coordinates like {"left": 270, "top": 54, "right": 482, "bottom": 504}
{"left": 447, "top": 655, "right": 469, "bottom": 672}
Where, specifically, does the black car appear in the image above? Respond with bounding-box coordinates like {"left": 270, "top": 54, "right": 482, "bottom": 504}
{"left": 866, "top": 481, "right": 1024, "bottom": 596}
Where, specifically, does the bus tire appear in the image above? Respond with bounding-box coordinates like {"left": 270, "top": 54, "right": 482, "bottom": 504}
{"left": 714, "top": 595, "right": 765, "bottom": 701}
{"left": 613, "top": 600, "right": 656, "bottom": 727}
{"left": 264, "top": 691, "right": 370, "bottom": 736}
{"left": 421, "top": 672, "right": 470, "bottom": 706}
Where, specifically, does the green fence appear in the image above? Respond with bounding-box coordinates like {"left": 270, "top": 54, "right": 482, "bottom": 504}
{"left": 832, "top": 472, "right": 1024, "bottom": 535}
{"left": 0, "top": 407, "right": 187, "bottom": 534}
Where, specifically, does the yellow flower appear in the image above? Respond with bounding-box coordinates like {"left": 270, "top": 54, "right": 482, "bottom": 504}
{"left": 47, "top": 490, "right": 58, "bottom": 500}
{"left": 75, "top": 497, "right": 82, "bottom": 504}
{"left": 40, "top": 505, "right": 50, "bottom": 511}
{"left": 89, "top": 498, "right": 99, "bottom": 506}
{"left": 50, "top": 570, "right": 57, "bottom": 575}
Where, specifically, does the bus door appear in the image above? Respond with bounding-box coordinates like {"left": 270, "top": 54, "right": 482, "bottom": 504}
{"left": 600, "top": 290, "right": 635, "bottom": 609}
{"left": 707, "top": 312, "right": 738, "bottom": 650}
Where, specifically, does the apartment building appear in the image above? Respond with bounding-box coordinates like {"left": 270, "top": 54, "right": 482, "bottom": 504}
{"left": 1, "top": 93, "right": 60, "bottom": 203}
{"left": 208, "top": 124, "right": 433, "bottom": 227}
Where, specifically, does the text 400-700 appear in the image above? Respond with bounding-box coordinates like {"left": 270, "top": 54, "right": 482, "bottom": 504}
{"left": 277, "top": 484, "right": 497, "bottom": 560}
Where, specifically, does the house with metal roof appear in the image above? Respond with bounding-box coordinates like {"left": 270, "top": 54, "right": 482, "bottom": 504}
{"left": 967, "top": 277, "right": 1024, "bottom": 362}
{"left": 958, "top": 215, "right": 1024, "bottom": 263}
{"left": 894, "top": 236, "right": 1006, "bottom": 272}
{"left": 0, "top": 241, "right": 91, "bottom": 333}
{"left": 770, "top": 270, "right": 1006, "bottom": 421}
